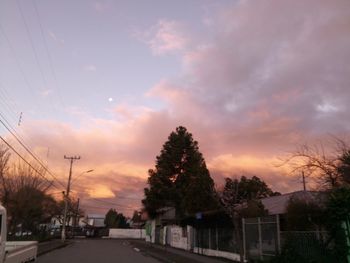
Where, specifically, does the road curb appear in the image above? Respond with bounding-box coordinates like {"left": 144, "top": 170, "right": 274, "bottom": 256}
{"left": 37, "top": 240, "right": 72, "bottom": 257}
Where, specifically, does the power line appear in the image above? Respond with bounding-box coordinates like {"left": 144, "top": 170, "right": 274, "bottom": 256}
{"left": 16, "top": 0, "right": 49, "bottom": 91}
{"left": 0, "top": 97, "right": 18, "bottom": 125}
{"left": 0, "top": 113, "right": 65, "bottom": 186}
{"left": 0, "top": 24, "right": 36, "bottom": 98}
{"left": 87, "top": 198, "right": 137, "bottom": 209}
{"left": 0, "top": 82, "right": 45, "bottom": 150}
{"left": 0, "top": 85, "right": 20, "bottom": 123}
{"left": 0, "top": 84, "right": 22, "bottom": 115}
{"left": 81, "top": 204, "right": 137, "bottom": 211}
{"left": 70, "top": 169, "right": 94, "bottom": 186}
{"left": 32, "top": 0, "right": 65, "bottom": 107}
{"left": 0, "top": 22, "right": 51, "bottom": 122}
{"left": 70, "top": 183, "right": 142, "bottom": 202}
{"left": 0, "top": 114, "right": 66, "bottom": 188}
{"left": 0, "top": 135, "right": 60, "bottom": 190}
{"left": 113, "top": 196, "right": 141, "bottom": 201}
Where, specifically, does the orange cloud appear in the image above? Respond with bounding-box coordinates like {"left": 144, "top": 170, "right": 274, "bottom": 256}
{"left": 9, "top": 0, "right": 349, "bottom": 215}
{"left": 86, "top": 185, "right": 115, "bottom": 198}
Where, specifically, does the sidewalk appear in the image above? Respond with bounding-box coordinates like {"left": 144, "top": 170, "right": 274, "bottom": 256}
{"left": 37, "top": 239, "right": 70, "bottom": 256}
{"left": 130, "top": 240, "right": 236, "bottom": 263}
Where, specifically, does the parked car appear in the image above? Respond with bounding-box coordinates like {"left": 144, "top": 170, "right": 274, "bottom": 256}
{"left": 0, "top": 205, "right": 38, "bottom": 263}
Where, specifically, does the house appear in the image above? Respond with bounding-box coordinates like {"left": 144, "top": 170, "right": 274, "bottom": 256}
{"left": 144, "top": 207, "right": 177, "bottom": 243}
{"left": 50, "top": 215, "right": 85, "bottom": 228}
{"left": 260, "top": 190, "right": 322, "bottom": 216}
{"left": 84, "top": 214, "right": 105, "bottom": 227}
{"left": 145, "top": 207, "right": 241, "bottom": 262}
{"left": 242, "top": 190, "right": 326, "bottom": 261}
{"left": 84, "top": 214, "right": 107, "bottom": 237}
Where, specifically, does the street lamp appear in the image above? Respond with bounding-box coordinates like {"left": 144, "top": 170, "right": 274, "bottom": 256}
{"left": 71, "top": 169, "right": 94, "bottom": 185}
{"left": 61, "top": 169, "right": 94, "bottom": 242}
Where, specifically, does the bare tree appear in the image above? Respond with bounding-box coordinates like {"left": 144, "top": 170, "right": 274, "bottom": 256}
{"left": 52, "top": 197, "right": 83, "bottom": 226}
{"left": 220, "top": 179, "right": 248, "bottom": 263}
{"left": 0, "top": 144, "right": 11, "bottom": 204}
{"left": 280, "top": 137, "right": 349, "bottom": 189}
{"left": 0, "top": 144, "right": 59, "bottom": 234}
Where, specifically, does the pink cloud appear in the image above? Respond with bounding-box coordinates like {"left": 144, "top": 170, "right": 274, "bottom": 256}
{"left": 92, "top": 1, "right": 110, "bottom": 13}
{"left": 133, "top": 19, "right": 189, "bottom": 55}
{"left": 12, "top": 0, "right": 350, "bottom": 214}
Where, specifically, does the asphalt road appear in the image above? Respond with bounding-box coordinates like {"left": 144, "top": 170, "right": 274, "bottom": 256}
{"left": 37, "top": 239, "right": 160, "bottom": 263}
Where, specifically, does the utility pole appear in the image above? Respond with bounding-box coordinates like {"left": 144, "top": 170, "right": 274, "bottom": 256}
{"left": 302, "top": 171, "right": 306, "bottom": 191}
{"left": 61, "top": 155, "right": 80, "bottom": 242}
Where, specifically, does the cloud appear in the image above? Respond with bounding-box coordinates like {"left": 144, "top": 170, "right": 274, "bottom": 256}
{"left": 18, "top": 0, "right": 350, "bottom": 215}
{"left": 86, "top": 185, "right": 115, "bottom": 198}
{"left": 133, "top": 19, "right": 189, "bottom": 55}
{"left": 83, "top": 64, "right": 97, "bottom": 72}
{"left": 92, "top": 1, "right": 110, "bottom": 13}
{"left": 48, "top": 30, "right": 65, "bottom": 45}
{"left": 40, "top": 89, "right": 52, "bottom": 97}
{"left": 207, "top": 154, "right": 299, "bottom": 193}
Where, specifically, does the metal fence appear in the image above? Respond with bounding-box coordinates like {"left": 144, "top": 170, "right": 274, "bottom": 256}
{"left": 194, "top": 227, "right": 238, "bottom": 253}
{"left": 280, "top": 231, "right": 332, "bottom": 261}
{"left": 242, "top": 215, "right": 280, "bottom": 261}
{"left": 242, "top": 215, "right": 335, "bottom": 262}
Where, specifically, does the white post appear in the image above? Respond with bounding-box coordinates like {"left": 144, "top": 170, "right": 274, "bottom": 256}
{"left": 276, "top": 214, "right": 281, "bottom": 254}
{"left": 208, "top": 228, "right": 211, "bottom": 249}
{"left": 258, "top": 217, "right": 263, "bottom": 261}
{"left": 242, "top": 218, "right": 246, "bottom": 260}
{"left": 216, "top": 225, "right": 219, "bottom": 250}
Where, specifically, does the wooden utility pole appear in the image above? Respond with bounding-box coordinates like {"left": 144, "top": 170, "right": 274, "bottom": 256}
{"left": 61, "top": 155, "right": 80, "bottom": 242}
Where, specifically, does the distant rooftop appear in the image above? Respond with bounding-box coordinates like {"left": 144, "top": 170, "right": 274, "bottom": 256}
{"left": 86, "top": 214, "right": 105, "bottom": 219}
{"left": 261, "top": 190, "right": 321, "bottom": 215}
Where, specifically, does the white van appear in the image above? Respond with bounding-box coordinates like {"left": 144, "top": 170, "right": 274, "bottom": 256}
{"left": 0, "top": 205, "right": 38, "bottom": 263}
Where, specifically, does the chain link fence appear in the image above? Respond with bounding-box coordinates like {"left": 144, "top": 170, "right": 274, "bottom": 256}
{"left": 279, "top": 231, "right": 333, "bottom": 261}
{"left": 243, "top": 215, "right": 280, "bottom": 261}
{"left": 242, "top": 215, "right": 336, "bottom": 262}
{"left": 194, "top": 227, "right": 238, "bottom": 253}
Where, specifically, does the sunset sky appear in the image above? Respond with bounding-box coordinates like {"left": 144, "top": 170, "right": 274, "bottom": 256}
{"left": 0, "top": 0, "right": 349, "bottom": 216}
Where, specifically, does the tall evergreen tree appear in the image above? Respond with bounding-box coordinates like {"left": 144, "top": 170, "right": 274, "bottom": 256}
{"left": 104, "top": 209, "right": 129, "bottom": 228}
{"left": 143, "top": 126, "right": 218, "bottom": 217}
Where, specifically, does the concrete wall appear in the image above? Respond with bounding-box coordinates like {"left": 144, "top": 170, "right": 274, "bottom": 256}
{"left": 167, "top": 225, "right": 190, "bottom": 250}
{"left": 193, "top": 247, "right": 241, "bottom": 262}
{"left": 109, "top": 229, "right": 146, "bottom": 239}
{"left": 151, "top": 220, "right": 156, "bottom": 243}
{"left": 146, "top": 221, "right": 240, "bottom": 261}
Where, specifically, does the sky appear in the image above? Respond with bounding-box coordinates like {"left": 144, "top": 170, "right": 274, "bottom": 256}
{"left": 0, "top": 0, "right": 349, "bottom": 216}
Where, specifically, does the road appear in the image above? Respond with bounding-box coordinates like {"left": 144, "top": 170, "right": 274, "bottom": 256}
{"left": 37, "top": 239, "right": 160, "bottom": 263}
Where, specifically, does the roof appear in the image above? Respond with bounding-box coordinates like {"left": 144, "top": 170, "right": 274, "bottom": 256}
{"left": 156, "top": 207, "right": 176, "bottom": 221}
{"left": 261, "top": 190, "right": 321, "bottom": 215}
{"left": 86, "top": 214, "right": 105, "bottom": 219}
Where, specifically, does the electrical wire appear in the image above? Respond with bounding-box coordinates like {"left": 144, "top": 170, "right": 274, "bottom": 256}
{"left": 0, "top": 114, "right": 66, "bottom": 188}
{"left": 0, "top": 135, "right": 61, "bottom": 190}
{"left": 32, "top": 0, "right": 65, "bottom": 107}
{"left": 87, "top": 198, "right": 138, "bottom": 209}
{"left": 81, "top": 204, "right": 137, "bottom": 211}
{"left": 70, "top": 182, "right": 142, "bottom": 202}
{"left": 16, "top": 0, "right": 49, "bottom": 91}
{"left": 0, "top": 24, "right": 37, "bottom": 102}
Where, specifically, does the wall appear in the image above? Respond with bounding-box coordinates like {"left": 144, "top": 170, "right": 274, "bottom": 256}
{"left": 109, "top": 229, "right": 146, "bottom": 239}
{"left": 193, "top": 247, "right": 241, "bottom": 262}
{"left": 167, "top": 225, "right": 190, "bottom": 250}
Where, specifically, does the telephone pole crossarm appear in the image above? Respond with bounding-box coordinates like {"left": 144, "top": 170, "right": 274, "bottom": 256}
{"left": 61, "top": 155, "right": 81, "bottom": 243}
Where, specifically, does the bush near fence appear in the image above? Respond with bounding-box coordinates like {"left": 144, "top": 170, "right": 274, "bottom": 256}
{"left": 270, "top": 231, "right": 336, "bottom": 263}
